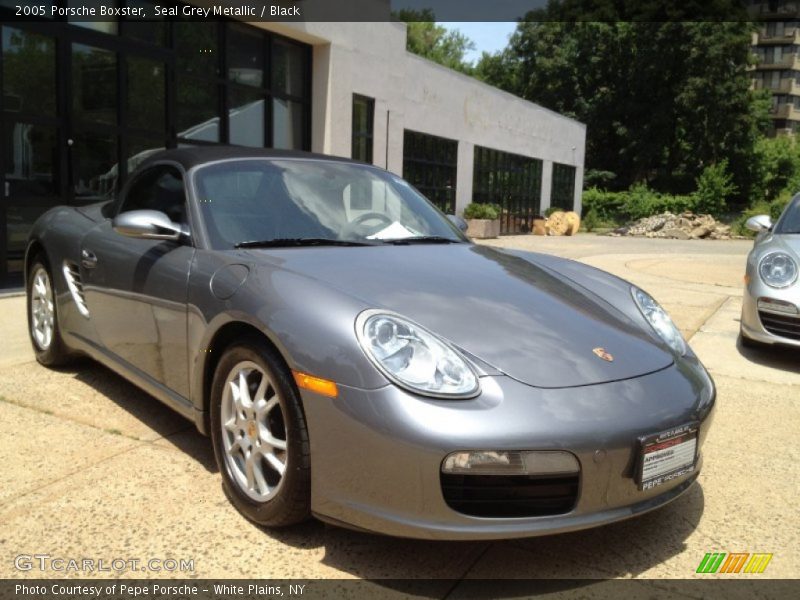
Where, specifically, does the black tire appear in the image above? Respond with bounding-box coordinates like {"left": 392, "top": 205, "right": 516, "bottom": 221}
{"left": 210, "top": 336, "right": 311, "bottom": 526}
{"left": 26, "top": 255, "right": 73, "bottom": 367}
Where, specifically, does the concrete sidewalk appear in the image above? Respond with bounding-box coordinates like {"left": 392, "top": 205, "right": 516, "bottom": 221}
{"left": 0, "top": 234, "right": 797, "bottom": 589}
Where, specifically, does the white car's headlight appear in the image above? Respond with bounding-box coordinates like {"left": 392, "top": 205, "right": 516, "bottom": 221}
{"left": 356, "top": 311, "right": 479, "bottom": 398}
{"left": 632, "top": 287, "right": 687, "bottom": 356}
{"left": 759, "top": 252, "right": 798, "bottom": 289}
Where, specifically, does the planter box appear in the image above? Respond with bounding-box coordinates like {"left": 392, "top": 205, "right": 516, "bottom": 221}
{"left": 466, "top": 218, "right": 500, "bottom": 239}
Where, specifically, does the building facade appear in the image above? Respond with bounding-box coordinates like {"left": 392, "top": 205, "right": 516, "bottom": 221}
{"left": 750, "top": 1, "right": 800, "bottom": 134}
{"left": 0, "top": 3, "right": 586, "bottom": 286}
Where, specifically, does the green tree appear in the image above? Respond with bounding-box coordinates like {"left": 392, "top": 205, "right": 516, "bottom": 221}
{"left": 692, "top": 161, "right": 737, "bottom": 217}
{"left": 394, "top": 9, "right": 475, "bottom": 74}
{"left": 476, "top": 5, "right": 769, "bottom": 205}
{"left": 751, "top": 136, "right": 800, "bottom": 202}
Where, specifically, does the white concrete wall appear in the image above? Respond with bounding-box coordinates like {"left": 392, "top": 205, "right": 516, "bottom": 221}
{"left": 254, "top": 21, "right": 587, "bottom": 215}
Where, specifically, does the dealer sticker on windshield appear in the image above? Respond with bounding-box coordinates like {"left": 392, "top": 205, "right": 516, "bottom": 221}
{"left": 637, "top": 423, "right": 698, "bottom": 491}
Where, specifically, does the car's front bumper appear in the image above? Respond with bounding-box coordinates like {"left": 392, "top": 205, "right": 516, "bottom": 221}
{"left": 299, "top": 358, "right": 715, "bottom": 540}
{"left": 741, "top": 279, "right": 800, "bottom": 348}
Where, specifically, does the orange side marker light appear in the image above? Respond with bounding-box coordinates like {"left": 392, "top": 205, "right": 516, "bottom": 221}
{"left": 293, "top": 371, "right": 339, "bottom": 398}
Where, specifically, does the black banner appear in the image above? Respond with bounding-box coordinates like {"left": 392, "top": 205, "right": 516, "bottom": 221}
{"left": 0, "top": 0, "right": 762, "bottom": 23}
{"left": 0, "top": 579, "right": 799, "bottom": 600}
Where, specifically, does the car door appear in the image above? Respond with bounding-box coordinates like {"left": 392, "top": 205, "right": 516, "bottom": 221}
{"left": 80, "top": 164, "right": 194, "bottom": 398}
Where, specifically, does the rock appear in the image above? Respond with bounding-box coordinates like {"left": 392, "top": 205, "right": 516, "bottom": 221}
{"left": 662, "top": 227, "right": 691, "bottom": 240}
{"left": 606, "top": 210, "right": 732, "bottom": 241}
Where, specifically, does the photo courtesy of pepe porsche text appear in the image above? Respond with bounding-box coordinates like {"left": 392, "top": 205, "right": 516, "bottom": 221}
{"left": 12, "top": 583, "right": 309, "bottom": 598}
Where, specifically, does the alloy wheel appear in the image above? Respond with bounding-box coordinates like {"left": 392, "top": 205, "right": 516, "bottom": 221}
{"left": 220, "top": 361, "right": 288, "bottom": 502}
{"left": 30, "top": 267, "right": 55, "bottom": 351}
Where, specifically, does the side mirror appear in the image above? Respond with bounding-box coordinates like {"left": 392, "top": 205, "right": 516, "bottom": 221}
{"left": 745, "top": 214, "right": 773, "bottom": 233}
{"left": 447, "top": 214, "right": 468, "bottom": 232}
{"left": 113, "top": 209, "right": 185, "bottom": 241}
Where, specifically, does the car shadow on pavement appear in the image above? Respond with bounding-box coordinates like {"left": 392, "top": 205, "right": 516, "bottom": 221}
{"left": 67, "top": 359, "right": 218, "bottom": 473}
{"left": 54, "top": 358, "right": 706, "bottom": 587}
{"left": 737, "top": 338, "right": 800, "bottom": 373}
{"left": 259, "top": 481, "right": 705, "bottom": 589}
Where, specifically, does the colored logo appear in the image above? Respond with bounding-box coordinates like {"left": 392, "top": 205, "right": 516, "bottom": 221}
{"left": 696, "top": 552, "right": 772, "bottom": 574}
{"left": 592, "top": 347, "right": 614, "bottom": 362}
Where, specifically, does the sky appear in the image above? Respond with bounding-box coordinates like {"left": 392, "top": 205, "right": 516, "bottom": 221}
{"left": 439, "top": 22, "right": 518, "bottom": 64}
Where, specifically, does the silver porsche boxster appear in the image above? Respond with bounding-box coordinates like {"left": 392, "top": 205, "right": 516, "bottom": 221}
{"left": 26, "top": 148, "right": 715, "bottom": 540}
{"left": 741, "top": 196, "right": 800, "bottom": 349}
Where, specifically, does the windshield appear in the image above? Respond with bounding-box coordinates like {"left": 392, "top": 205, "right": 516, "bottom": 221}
{"left": 193, "top": 159, "right": 467, "bottom": 248}
{"left": 774, "top": 197, "right": 800, "bottom": 234}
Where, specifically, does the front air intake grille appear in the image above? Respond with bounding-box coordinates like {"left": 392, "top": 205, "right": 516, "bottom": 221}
{"left": 758, "top": 310, "right": 800, "bottom": 341}
{"left": 441, "top": 473, "right": 579, "bottom": 518}
{"left": 62, "top": 262, "right": 90, "bottom": 317}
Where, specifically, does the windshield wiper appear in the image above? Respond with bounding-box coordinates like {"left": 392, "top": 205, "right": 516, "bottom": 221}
{"left": 380, "top": 236, "right": 462, "bottom": 245}
{"left": 235, "top": 238, "right": 373, "bottom": 248}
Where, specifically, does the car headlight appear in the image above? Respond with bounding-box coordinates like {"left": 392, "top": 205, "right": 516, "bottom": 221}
{"left": 759, "top": 252, "right": 798, "bottom": 289}
{"left": 631, "top": 287, "right": 687, "bottom": 356}
{"left": 356, "top": 310, "right": 479, "bottom": 398}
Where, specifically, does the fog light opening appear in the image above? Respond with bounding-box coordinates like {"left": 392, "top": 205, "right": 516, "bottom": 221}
{"left": 757, "top": 297, "right": 799, "bottom": 316}
{"left": 441, "top": 450, "right": 579, "bottom": 476}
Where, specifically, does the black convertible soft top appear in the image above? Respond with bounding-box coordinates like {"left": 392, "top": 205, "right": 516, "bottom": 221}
{"left": 138, "top": 146, "right": 359, "bottom": 173}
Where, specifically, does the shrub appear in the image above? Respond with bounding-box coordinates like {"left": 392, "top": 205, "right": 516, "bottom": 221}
{"left": 463, "top": 202, "right": 501, "bottom": 220}
{"left": 733, "top": 193, "right": 792, "bottom": 236}
{"left": 582, "top": 209, "right": 600, "bottom": 232}
{"left": 581, "top": 187, "right": 627, "bottom": 223}
{"left": 692, "top": 161, "right": 737, "bottom": 218}
{"left": 751, "top": 136, "right": 800, "bottom": 203}
{"left": 623, "top": 183, "right": 661, "bottom": 220}
{"left": 583, "top": 184, "right": 699, "bottom": 223}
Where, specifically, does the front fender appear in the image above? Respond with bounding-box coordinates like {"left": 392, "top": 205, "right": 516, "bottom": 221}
{"left": 187, "top": 251, "right": 391, "bottom": 427}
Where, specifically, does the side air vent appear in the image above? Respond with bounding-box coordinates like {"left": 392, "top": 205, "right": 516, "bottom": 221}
{"left": 62, "top": 262, "right": 90, "bottom": 318}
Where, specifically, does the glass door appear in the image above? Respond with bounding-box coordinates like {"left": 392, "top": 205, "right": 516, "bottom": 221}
{"left": 1, "top": 25, "right": 63, "bottom": 285}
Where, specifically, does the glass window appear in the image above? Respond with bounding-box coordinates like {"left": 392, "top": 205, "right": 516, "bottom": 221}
{"left": 473, "top": 146, "right": 543, "bottom": 234}
{"left": 72, "top": 131, "right": 118, "bottom": 203}
{"left": 229, "top": 87, "right": 265, "bottom": 147}
{"left": 272, "top": 98, "right": 304, "bottom": 150}
{"left": 176, "top": 77, "right": 220, "bottom": 142}
{"left": 127, "top": 137, "right": 165, "bottom": 174}
{"left": 402, "top": 130, "right": 458, "bottom": 213}
{"left": 351, "top": 95, "right": 374, "bottom": 163}
{"left": 551, "top": 163, "right": 577, "bottom": 211}
{"left": 120, "top": 165, "right": 186, "bottom": 223}
{"left": 127, "top": 56, "right": 165, "bottom": 133}
{"left": 2, "top": 122, "right": 58, "bottom": 198}
{"left": 194, "top": 159, "right": 465, "bottom": 248}
{"left": 272, "top": 40, "right": 305, "bottom": 97}
{"left": 72, "top": 44, "right": 117, "bottom": 126}
{"left": 775, "top": 197, "right": 800, "bottom": 233}
{"left": 2, "top": 27, "right": 56, "bottom": 117}
{"left": 69, "top": 0, "right": 118, "bottom": 35}
{"left": 124, "top": 1, "right": 166, "bottom": 45}
{"left": 175, "top": 21, "right": 218, "bottom": 76}
{"left": 227, "top": 24, "right": 264, "bottom": 87}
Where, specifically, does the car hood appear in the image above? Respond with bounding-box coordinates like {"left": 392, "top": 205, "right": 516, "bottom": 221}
{"left": 774, "top": 234, "right": 800, "bottom": 257}
{"left": 249, "top": 244, "right": 674, "bottom": 388}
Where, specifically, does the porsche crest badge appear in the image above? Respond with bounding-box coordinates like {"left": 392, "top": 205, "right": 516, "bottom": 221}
{"left": 593, "top": 347, "right": 614, "bottom": 362}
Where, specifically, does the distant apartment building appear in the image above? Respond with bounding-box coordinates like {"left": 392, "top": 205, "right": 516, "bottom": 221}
{"left": 750, "top": 1, "right": 800, "bottom": 135}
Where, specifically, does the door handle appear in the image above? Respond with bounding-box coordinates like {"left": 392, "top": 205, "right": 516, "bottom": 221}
{"left": 81, "top": 249, "right": 98, "bottom": 269}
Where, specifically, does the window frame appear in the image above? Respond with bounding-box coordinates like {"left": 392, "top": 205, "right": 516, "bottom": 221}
{"left": 351, "top": 94, "right": 375, "bottom": 164}
{"left": 402, "top": 129, "right": 458, "bottom": 214}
